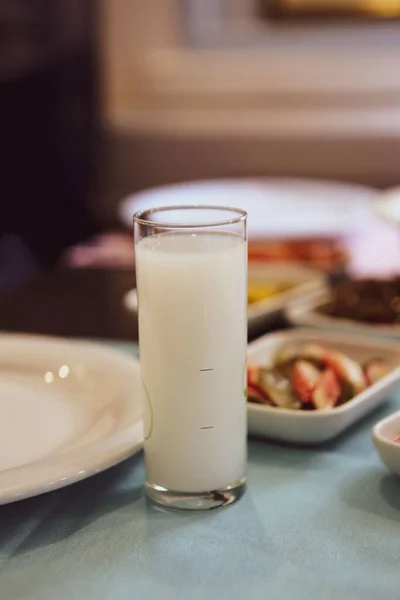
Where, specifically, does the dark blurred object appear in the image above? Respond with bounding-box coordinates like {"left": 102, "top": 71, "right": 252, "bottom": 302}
{"left": 0, "top": 268, "right": 138, "bottom": 341}
{"left": 263, "top": 0, "right": 400, "bottom": 18}
{"left": 0, "top": 235, "right": 40, "bottom": 291}
{"left": 62, "top": 233, "right": 134, "bottom": 270}
{"left": 319, "top": 277, "right": 400, "bottom": 324}
{"left": 0, "top": 265, "right": 274, "bottom": 342}
{"left": 0, "top": 0, "right": 99, "bottom": 267}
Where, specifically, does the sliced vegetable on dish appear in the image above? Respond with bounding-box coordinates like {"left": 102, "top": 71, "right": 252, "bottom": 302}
{"left": 290, "top": 360, "right": 320, "bottom": 405}
{"left": 247, "top": 343, "right": 398, "bottom": 411}
{"left": 312, "top": 367, "right": 341, "bottom": 410}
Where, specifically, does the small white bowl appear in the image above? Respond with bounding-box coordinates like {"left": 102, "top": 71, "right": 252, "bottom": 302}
{"left": 247, "top": 329, "right": 400, "bottom": 444}
{"left": 373, "top": 412, "right": 400, "bottom": 476}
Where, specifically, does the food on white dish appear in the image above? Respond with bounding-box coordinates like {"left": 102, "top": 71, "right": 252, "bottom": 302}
{"left": 248, "top": 238, "right": 349, "bottom": 271}
{"left": 247, "top": 344, "right": 397, "bottom": 411}
{"left": 247, "top": 281, "right": 294, "bottom": 304}
{"left": 248, "top": 330, "right": 400, "bottom": 443}
{"left": 319, "top": 277, "right": 400, "bottom": 325}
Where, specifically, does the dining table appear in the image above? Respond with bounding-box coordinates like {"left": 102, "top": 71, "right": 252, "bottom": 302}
{"left": 0, "top": 264, "right": 400, "bottom": 600}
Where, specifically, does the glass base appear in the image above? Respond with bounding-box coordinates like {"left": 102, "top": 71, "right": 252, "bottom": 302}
{"left": 146, "top": 479, "right": 246, "bottom": 511}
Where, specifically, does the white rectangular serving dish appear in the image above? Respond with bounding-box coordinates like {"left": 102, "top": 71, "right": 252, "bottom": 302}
{"left": 247, "top": 328, "right": 400, "bottom": 444}
{"left": 124, "top": 262, "right": 326, "bottom": 337}
{"left": 286, "top": 290, "right": 400, "bottom": 340}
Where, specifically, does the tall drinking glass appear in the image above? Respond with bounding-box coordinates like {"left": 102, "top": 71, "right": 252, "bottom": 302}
{"left": 134, "top": 206, "right": 247, "bottom": 510}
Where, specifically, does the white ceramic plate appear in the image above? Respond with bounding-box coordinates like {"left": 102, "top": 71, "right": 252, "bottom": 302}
{"left": 119, "top": 178, "right": 375, "bottom": 240}
{"left": 124, "top": 262, "right": 327, "bottom": 336}
{"left": 286, "top": 290, "right": 400, "bottom": 339}
{"left": 0, "top": 334, "right": 144, "bottom": 504}
{"left": 374, "top": 186, "right": 400, "bottom": 229}
{"left": 373, "top": 411, "right": 400, "bottom": 475}
{"left": 247, "top": 329, "right": 400, "bottom": 444}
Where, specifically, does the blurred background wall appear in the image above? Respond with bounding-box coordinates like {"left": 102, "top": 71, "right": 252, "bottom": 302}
{"left": 0, "top": 0, "right": 99, "bottom": 269}
{"left": 96, "top": 0, "right": 400, "bottom": 226}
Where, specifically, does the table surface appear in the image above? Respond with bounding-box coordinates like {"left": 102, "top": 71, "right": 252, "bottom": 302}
{"left": 0, "top": 337, "right": 399, "bottom": 600}
{"left": 1, "top": 268, "right": 400, "bottom": 599}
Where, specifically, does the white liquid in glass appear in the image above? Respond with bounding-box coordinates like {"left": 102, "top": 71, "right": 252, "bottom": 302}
{"left": 136, "top": 231, "right": 247, "bottom": 493}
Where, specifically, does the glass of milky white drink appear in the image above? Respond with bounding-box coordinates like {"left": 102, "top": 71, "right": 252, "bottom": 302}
{"left": 134, "top": 206, "right": 248, "bottom": 510}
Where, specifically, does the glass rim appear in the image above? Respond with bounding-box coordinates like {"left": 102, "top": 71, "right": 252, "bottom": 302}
{"left": 133, "top": 205, "right": 247, "bottom": 229}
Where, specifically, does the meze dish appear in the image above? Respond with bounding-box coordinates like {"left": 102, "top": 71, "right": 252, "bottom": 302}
{"left": 248, "top": 343, "right": 397, "bottom": 411}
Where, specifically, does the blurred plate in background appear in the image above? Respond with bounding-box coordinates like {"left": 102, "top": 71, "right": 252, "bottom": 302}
{"left": 119, "top": 178, "right": 375, "bottom": 240}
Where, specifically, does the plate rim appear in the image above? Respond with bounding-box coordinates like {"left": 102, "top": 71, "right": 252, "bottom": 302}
{"left": 0, "top": 333, "right": 144, "bottom": 505}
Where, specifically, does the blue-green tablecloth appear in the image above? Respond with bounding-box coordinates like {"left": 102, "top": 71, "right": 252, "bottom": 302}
{"left": 1, "top": 341, "right": 400, "bottom": 600}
